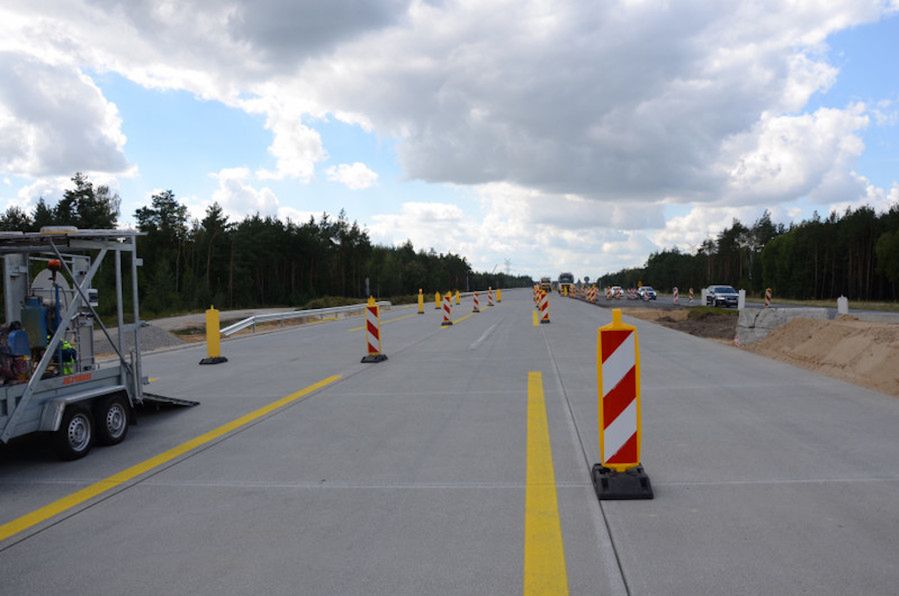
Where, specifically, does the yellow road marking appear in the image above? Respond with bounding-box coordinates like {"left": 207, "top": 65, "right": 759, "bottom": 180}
{"left": 524, "top": 371, "right": 569, "bottom": 595}
{"left": 348, "top": 312, "right": 418, "bottom": 332}
{"left": 0, "top": 374, "right": 342, "bottom": 543}
{"left": 438, "top": 312, "right": 475, "bottom": 329}
{"left": 532, "top": 310, "right": 538, "bottom": 327}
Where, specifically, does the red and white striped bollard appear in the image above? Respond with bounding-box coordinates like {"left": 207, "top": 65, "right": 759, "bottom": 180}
{"left": 539, "top": 290, "right": 550, "bottom": 323}
{"left": 441, "top": 292, "right": 453, "bottom": 326}
{"left": 361, "top": 301, "right": 387, "bottom": 363}
{"left": 592, "top": 308, "right": 653, "bottom": 500}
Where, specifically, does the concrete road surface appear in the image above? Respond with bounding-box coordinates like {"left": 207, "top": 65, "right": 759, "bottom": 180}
{"left": 1, "top": 289, "right": 898, "bottom": 595}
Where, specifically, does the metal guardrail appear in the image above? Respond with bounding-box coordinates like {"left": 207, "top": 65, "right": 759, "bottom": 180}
{"left": 220, "top": 301, "right": 392, "bottom": 337}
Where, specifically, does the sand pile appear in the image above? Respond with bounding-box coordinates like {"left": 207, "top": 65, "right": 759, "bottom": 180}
{"left": 745, "top": 317, "right": 899, "bottom": 397}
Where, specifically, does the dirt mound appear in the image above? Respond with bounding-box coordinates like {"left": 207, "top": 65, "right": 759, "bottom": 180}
{"left": 745, "top": 318, "right": 899, "bottom": 397}
{"left": 623, "top": 307, "right": 737, "bottom": 340}
{"left": 621, "top": 307, "right": 689, "bottom": 322}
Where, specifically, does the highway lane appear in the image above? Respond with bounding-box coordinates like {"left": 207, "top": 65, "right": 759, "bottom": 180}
{"left": 1, "top": 289, "right": 898, "bottom": 594}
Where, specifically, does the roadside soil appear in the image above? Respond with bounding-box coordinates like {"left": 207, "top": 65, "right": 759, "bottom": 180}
{"left": 622, "top": 306, "right": 899, "bottom": 398}
{"left": 745, "top": 316, "right": 899, "bottom": 397}
{"left": 622, "top": 307, "right": 738, "bottom": 340}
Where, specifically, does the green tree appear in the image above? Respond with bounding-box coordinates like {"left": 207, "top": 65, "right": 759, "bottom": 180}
{"left": 0, "top": 206, "right": 33, "bottom": 231}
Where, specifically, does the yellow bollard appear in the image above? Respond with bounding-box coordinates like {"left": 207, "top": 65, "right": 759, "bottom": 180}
{"left": 497, "top": 288, "right": 502, "bottom": 303}
{"left": 435, "top": 291, "right": 441, "bottom": 310}
{"left": 418, "top": 289, "right": 424, "bottom": 314}
{"left": 455, "top": 290, "right": 461, "bottom": 305}
{"left": 199, "top": 306, "right": 228, "bottom": 365}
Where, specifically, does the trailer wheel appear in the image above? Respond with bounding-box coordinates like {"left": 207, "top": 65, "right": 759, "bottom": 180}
{"left": 95, "top": 394, "right": 129, "bottom": 446}
{"left": 54, "top": 406, "right": 94, "bottom": 460}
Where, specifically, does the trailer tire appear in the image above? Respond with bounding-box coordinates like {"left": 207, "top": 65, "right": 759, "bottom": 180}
{"left": 54, "top": 406, "right": 94, "bottom": 460}
{"left": 95, "top": 394, "right": 129, "bottom": 446}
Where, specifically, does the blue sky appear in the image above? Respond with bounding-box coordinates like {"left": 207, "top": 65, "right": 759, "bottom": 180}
{"left": 1, "top": 2, "right": 898, "bottom": 277}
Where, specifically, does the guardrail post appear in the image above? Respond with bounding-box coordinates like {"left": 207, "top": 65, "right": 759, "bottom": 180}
{"left": 199, "top": 306, "right": 228, "bottom": 365}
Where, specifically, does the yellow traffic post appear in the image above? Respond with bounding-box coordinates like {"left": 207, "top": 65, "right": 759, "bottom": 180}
{"left": 455, "top": 290, "right": 461, "bottom": 305}
{"left": 497, "top": 288, "right": 502, "bottom": 303}
{"left": 435, "top": 291, "right": 441, "bottom": 310}
{"left": 591, "top": 308, "right": 652, "bottom": 499}
{"left": 199, "top": 306, "right": 228, "bottom": 365}
{"left": 418, "top": 289, "right": 424, "bottom": 314}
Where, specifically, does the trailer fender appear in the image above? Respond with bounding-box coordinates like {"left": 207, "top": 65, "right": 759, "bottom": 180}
{"left": 39, "top": 384, "right": 128, "bottom": 432}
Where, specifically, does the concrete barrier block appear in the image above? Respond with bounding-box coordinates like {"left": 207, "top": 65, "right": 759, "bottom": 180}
{"left": 735, "top": 307, "right": 828, "bottom": 345}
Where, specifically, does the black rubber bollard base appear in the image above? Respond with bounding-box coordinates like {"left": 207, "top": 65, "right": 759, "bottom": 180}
{"left": 360, "top": 354, "right": 388, "bottom": 363}
{"left": 540, "top": 319, "right": 551, "bottom": 324}
{"left": 441, "top": 321, "right": 453, "bottom": 326}
{"left": 199, "top": 356, "right": 228, "bottom": 365}
{"left": 592, "top": 464, "right": 654, "bottom": 500}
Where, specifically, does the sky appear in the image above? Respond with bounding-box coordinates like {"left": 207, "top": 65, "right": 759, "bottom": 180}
{"left": 1, "top": 1, "right": 898, "bottom": 279}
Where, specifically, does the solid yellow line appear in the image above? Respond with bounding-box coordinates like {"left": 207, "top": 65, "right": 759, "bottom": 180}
{"left": 0, "top": 374, "right": 342, "bottom": 543}
{"left": 532, "top": 310, "right": 538, "bottom": 327}
{"left": 524, "top": 371, "right": 569, "bottom": 595}
{"left": 348, "top": 312, "right": 418, "bottom": 332}
{"left": 438, "top": 312, "right": 475, "bottom": 329}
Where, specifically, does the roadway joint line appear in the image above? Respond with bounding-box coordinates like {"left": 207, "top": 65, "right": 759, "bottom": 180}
{"left": 540, "top": 323, "right": 630, "bottom": 596}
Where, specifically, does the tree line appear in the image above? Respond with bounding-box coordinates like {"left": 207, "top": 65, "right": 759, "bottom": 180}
{"left": 0, "top": 173, "right": 533, "bottom": 316}
{"left": 598, "top": 206, "right": 899, "bottom": 300}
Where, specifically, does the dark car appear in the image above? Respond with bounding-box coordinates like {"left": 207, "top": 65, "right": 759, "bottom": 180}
{"left": 637, "top": 286, "right": 657, "bottom": 300}
{"left": 706, "top": 285, "right": 739, "bottom": 307}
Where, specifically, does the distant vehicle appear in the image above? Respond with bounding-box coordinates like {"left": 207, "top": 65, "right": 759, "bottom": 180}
{"left": 637, "top": 286, "right": 657, "bottom": 300}
{"left": 558, "top": 272, "right": 575, "bottom": 294}
{"left": 540, "top": 277, "right": 552, "bottom": 292}
{"left": 706, "top": 285, "right": 739, "bottom": 307}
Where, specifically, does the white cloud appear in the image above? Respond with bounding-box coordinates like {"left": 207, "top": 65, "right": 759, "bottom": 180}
{"left": 717, "top": 104, "right": 869, "bottom": 205}
{"left": 255, "top": 115, "right": 327, "bottom": 182}
{"left": 0, "top": 52, "right": 128, "bottom": 177}
{"left": 325, "top": 162, "right": 379, "bottom": 190}
{"left": 209, "top": 167, "right": 280, "bottom": 219}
